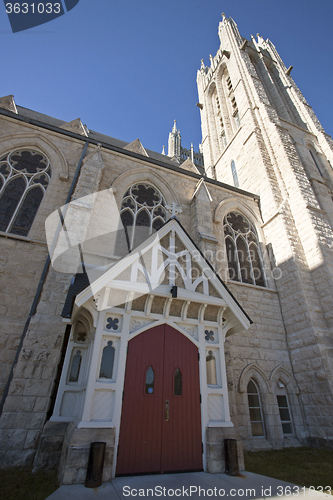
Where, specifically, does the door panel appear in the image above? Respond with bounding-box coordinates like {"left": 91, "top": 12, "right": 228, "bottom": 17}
{"left": 116, "top": 324, "right": 202, "bottom": 476}
{"left": 116, "top": 325, "right": 165, "bottom": 475}
{"left": 161, "top": 325, "right": 202, "bottom": 472}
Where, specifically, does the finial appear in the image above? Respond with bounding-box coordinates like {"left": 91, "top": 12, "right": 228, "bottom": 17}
{"left": 172, "top": 120, "right": 177, "bottom": 132}
{"left": 222, "top": 12, "right": 226, "bottom": 20}
{"left": 201, "top": 59, "right": 205, "bottom": 70}
{"left": 256, "top": 33, "right": 260, "bottom": 38}
{"left": 162, "top": 145, "right": 165, "bottom": 155}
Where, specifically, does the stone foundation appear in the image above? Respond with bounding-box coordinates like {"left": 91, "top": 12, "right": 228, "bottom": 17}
{"left": 206, "top": 427, "right": 244, "bottom": 474}
{"left": 33, "top": 421, "right": 69, "bottom": 472}
{"left": 58, "top": 423, "right": 115, "bottom": 485}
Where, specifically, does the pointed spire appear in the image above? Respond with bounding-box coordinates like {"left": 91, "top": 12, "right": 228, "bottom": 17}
{"left": 168, "top": 121, "right": 181, "bottom": 159}
{"left": 161, "top": 145, "right": 165, "bottom": 155}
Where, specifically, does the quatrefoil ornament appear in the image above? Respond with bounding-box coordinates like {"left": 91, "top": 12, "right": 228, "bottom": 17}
{"left": 106, "top": 317, "right": 119, "bottom": 331}
{"left": 205, "top": 330, "right": 214, "bottom": 342}
{"left": 76, "top": 331, "right": 87, "bottom": 342}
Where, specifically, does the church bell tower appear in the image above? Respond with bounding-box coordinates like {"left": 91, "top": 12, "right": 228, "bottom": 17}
{"left": 197, "top": 14, "right": 333, "bottom": 445}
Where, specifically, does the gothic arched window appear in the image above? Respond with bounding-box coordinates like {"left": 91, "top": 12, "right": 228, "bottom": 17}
{"left": 119, "top": 183, "right": 167, "bottom": 252}
{"left": 276, "top": 381, "right": 293, "bottom": 435}
{"left": 223, "top": 211, "right": 266, "bottom": 287}
{"left": 0, "top": 149, "right": 51, "bottom": 236}
{"left": 247, "top": 379, "right": 265, "bottom": 437}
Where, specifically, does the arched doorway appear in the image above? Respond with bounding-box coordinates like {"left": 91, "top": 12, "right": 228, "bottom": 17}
{"left": 116, "top": 324, "right": 203, "bottom": 475}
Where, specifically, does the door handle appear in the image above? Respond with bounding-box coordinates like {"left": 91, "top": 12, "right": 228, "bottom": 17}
{"left": 165, "top": 399, "right": 169, "bottom": 421}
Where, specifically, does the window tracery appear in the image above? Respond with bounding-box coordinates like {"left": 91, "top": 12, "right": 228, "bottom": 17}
{"left": 119, "top": 183, "right": 167, "bottom": 252}
{"left": 0, "top": 149, "right": 51, "bottom": 236}
{"left": 223, "top": 211, "right": 266, "bottom": 287}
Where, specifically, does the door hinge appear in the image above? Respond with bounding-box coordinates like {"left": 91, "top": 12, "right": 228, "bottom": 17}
{"left": 122, "top": 390, "right": 124, "bottom": 401}
{"left": 200, "top": 394, "right": 202, "bottom": 404}
{"left": 198, "top": 352, "right": 200, "bottom": 361}
{"left": 202, "top": 442, "right": 204, "bottom": 454}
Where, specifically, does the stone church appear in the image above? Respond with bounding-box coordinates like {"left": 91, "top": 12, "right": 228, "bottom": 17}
{"left": 0, "top": 14, "right": 332, "bottom": 484}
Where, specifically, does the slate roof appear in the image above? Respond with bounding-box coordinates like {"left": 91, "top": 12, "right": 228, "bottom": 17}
{"left": 14, "top": 105, "right": 205, "bottom": 175}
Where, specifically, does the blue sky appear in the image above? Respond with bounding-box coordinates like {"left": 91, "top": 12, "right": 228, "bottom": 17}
{"left": 1, "top": 0, "right": 332, "bottom": 155}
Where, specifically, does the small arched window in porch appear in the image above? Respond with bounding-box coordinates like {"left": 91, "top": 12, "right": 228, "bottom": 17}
{"left": 118, "top": 183, "right": 167, "bottom": 253}
{"left": 206, "top": 351, "right": 217, "bottom": 385}
{"left": 0, "top": 149, "right": 51, "bottom": 236}
{"left": 99, "top": 341, "right": 115, "bottom": 379}
{"left": 68, "top": 350, "right": 82, "bottom": 382}
{"left": 223, "top": 211, "right": 266, "bottom": 287}
{"left": 247, "top": 379, "right": 265, "bottom": 437}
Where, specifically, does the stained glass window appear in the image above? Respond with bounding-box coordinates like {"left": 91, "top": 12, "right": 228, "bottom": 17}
{"left": 223, "top": 211, "right": 266, "bottom": 287}
{"left": 119, "top": 183, "right": 167, "bottom": 252}
{"left": 174, "top": 368, "right": 182, "bottom": 396}
{"left": 247, "top": 380, "right": 265, "bottom": 437}
{"left": 0, "top": 149, "right": 51, "bottom": 236}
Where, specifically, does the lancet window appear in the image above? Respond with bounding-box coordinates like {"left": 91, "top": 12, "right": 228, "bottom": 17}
{"left": 231, "top": 160, "right": 239, "bottom": 188}
{"left": 247, "top": 380, "right": 265, "bottom": 437}
{"left": 225, "top": 76, "right": 240, "bottom": 129}
{"left": 309, "top": 149, "right": 325, "bottom": 178}
{"left": 276, "top": 381, "right": 293, "bottom": 435}
{"left": 99, "top": 341, "right": 115, "bottom": 379}
{"left": 119, "top": 183, "right": 167, "bottom": 252}
{"left": 0, "top": 149, "right": 51, "bottom": 236}
{"left": 223, "top": 211, "right": 266, "bottom": 287}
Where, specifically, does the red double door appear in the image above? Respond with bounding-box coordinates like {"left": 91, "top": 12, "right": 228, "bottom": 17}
{"left": 116, "top": 324, "right": 202, "bottom": 475}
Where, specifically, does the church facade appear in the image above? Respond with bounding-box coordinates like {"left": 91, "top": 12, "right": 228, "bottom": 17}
{"left": 0, "top": 15, "right": 333, "bottom": 484}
